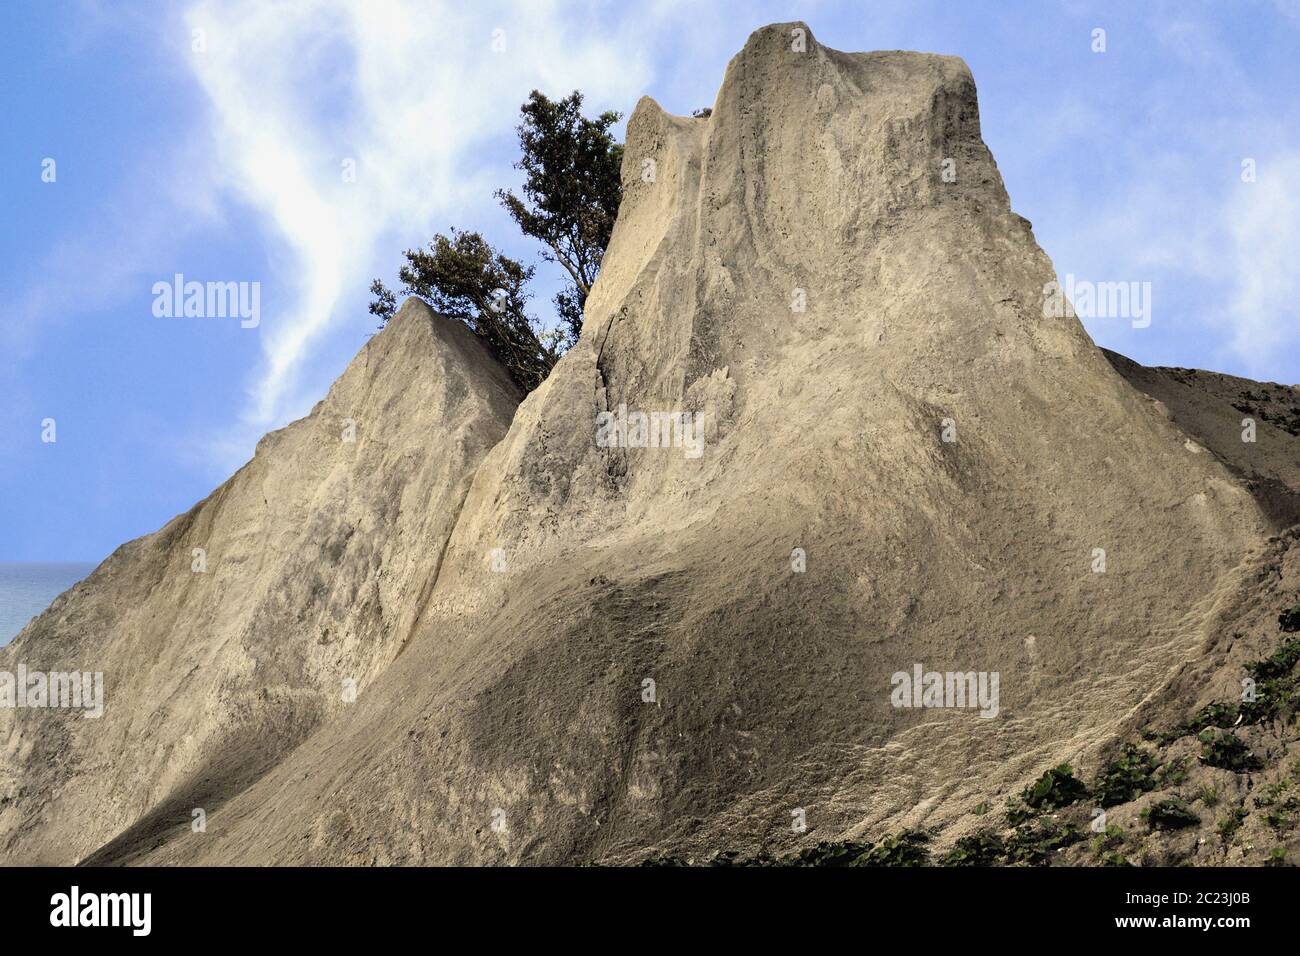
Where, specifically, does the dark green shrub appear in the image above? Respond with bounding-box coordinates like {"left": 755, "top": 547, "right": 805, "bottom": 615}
{"left": 1094, "top": 744, "right": 1158, "bottom": 806}
{"left": 1237, "top": 682, "right": 1284, "bottom": 725}
{"left": 860, "top": 829, "right": 931, "bottom": 867}
{"left": 1249, "top": 638, "right": 1300, "bottom": 678}
{"left": 1189, "top": 700, "right": 1241, "bottom": 731}
{"left": 1156, "top": 757, "right": 1189, "bottom": 787}
{"left": 1005, "top": 797, "right": 1034, "bottom": 827}
{"left": 640, "top": 831, "right": 931, "bottom": 868}
{"left": 1198, "top": 729, "right": 1261, "bottom": 772}
{"left": 1090, "top": 823, "right": 1125, "bottom": 857}
{"left": 782, "top": 841, "right": 875, "bottom": 867}
{"left": 1143, "top": 798, "right": 1200, "bottom": 831}
{"left": 1005, "top": 819, "right": 1082, "bottom": 865}
{"left": 1217, "top": 808, "right": 1247, "bottom": 842}
{"left": 939, "top": 831, "right": 1006, "bottom": 866}
{"left": 1020, "top": 764, "right": 1089, "bottom": 813}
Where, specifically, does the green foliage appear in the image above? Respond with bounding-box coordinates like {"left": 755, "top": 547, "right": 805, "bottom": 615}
{"left": 368, "top": 281, "right": 396, "bottom": 320}
{"left": 1197, "top": 729, "right": 1260, "bottom": 772}
{"left": 707, "top": 849, "right": 780, "bottom": 867}
{"left": 782, "top": 841, "right": 875, "bottom": 867}
{"left": 1094, "top": 745, "right": 1158, "bottom": 807}
{"left": 369, "top": 229, "right": 556, "bottom": 391}
{"left": 638, "top": 831, "right": 930, "bottom": 867}
{"left": 1237, "top": 687, "right": 1280, "bottom": 725}
{"left": 1089, "top": 823, "right": 1129, "bottom": 866}
{"left": 1185, "top": 700, "right": 1240, "bottom": 733}
{"left": 1142, "top": 798, "right": 1200, "bottom": 831}
{"left": 1005, "top": 819, "right": 1082, "bottom": 865}
{"left": 1156, "top": 635, "right": 1300, "bottom": 741}
{"left": 1159, "top": 701, "right": 1238, "bottom": 744}
{"left": 1089, "top": 823, "right": 1126, "bottom": 857}
{"left": 1002, "top": 765, "right": 1088, "bottom": 827}
{"left": 1266, "top": 847, "right": 1288, "bottom": 866}
{"left": 373, "top": 90, "right": 624, "bottom": 388}
{"left": 1257, "top": 779, "right": 1292, "bottom": 806}
{"left": 1248, "top": 637, "right": 1300, "bottom": 680}
{"left": 1257, "top": 783, "right": 1299, "bottom": 833}
{"left": 1019, "top": 764, "right": 1089, "bottom": 814}
{"left": 496, "top": 90, "right": 623, "bottom": 347}
{"left": 1004, "top": 797, "right": 1033, "bottom": 827}
{"left": 1156, "top": 757, "right": 1189, "bottom": 787}
{"left": 939, "top": 831, "right": 1005, "bottom": 866}
{"left": 859, "top": 829, "right": 932, "bottom": 866}
{"left": 1238, "top": 640, "right": 1300, "bottom": 725}
{"left": 1263, "top": 807, "right": 1296, "bottom": 832}
{"left": 1217, "top": 808, "right": 1247, "bottom": 842}
{"left": 1278, "top": 606, "right": 1300, "bottom": 633}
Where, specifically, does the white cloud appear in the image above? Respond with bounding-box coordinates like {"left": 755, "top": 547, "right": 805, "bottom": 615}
{"left": 1220, "top": 152, "right": 1300, "bottom": 376}
{"left": 181, "top": 0, "right": 678, "bottom": 457}
{"left": 1037, "top": 143, "right": 1300, "bottom": 380}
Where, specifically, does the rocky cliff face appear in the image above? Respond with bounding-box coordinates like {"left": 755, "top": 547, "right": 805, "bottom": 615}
{"left": 0, "top": 302, "right": 519, "bottom": 864}
{"left": 1104, "top": 350, "right": 1300, "bottom": 528}
{"left": 1, "top": 22, "right": 1291, "bottom": 866}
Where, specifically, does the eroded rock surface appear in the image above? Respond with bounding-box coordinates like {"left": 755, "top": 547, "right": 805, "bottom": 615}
{"left": 3, "top": 23, "right": 1291, "bottom": 866}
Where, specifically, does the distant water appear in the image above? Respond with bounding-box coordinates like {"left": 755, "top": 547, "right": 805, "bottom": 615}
{"left": 0, "top": 563, "right": 97, "bottom": 646}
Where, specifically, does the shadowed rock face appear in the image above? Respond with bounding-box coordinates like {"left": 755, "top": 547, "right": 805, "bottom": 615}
{"left": 1103, "top": 349, "right": 1300, "bottom": 529}
{"left": 0, "top": 23, "right": 1287, "bottom": 866}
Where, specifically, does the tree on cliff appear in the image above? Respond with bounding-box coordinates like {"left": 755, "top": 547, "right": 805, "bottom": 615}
{"left": 369, "top": 230, "right": 555, "bottom": 391}
{"left": 495, "top": 90, "right": 623, "bottom": 347}
{"left": 371, "top": 90, "right": 623, "bottom": 393}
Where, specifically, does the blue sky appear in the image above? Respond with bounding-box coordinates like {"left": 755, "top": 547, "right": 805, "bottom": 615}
{"left": 3, "top": 0, "right": 1299, "bottom": 562}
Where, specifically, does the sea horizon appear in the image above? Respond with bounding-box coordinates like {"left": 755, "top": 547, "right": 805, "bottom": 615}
{"left": 0, "top": 562, "right": 98, "bottom": 646}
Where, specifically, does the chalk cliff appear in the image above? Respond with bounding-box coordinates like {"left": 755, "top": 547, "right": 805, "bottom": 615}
{"left": 3, "top": 23, "right": 1293, "bottom": 866}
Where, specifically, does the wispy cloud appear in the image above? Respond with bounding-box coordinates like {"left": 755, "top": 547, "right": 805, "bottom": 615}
{"left": 1019, "top": 3, "right": 1300, "bottom": 380}
{"left": 181, "top": 0, "right": 678, "bottom": 459}
{"left": 1220, "top": 152, "right": 1300, "bottom": 376}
